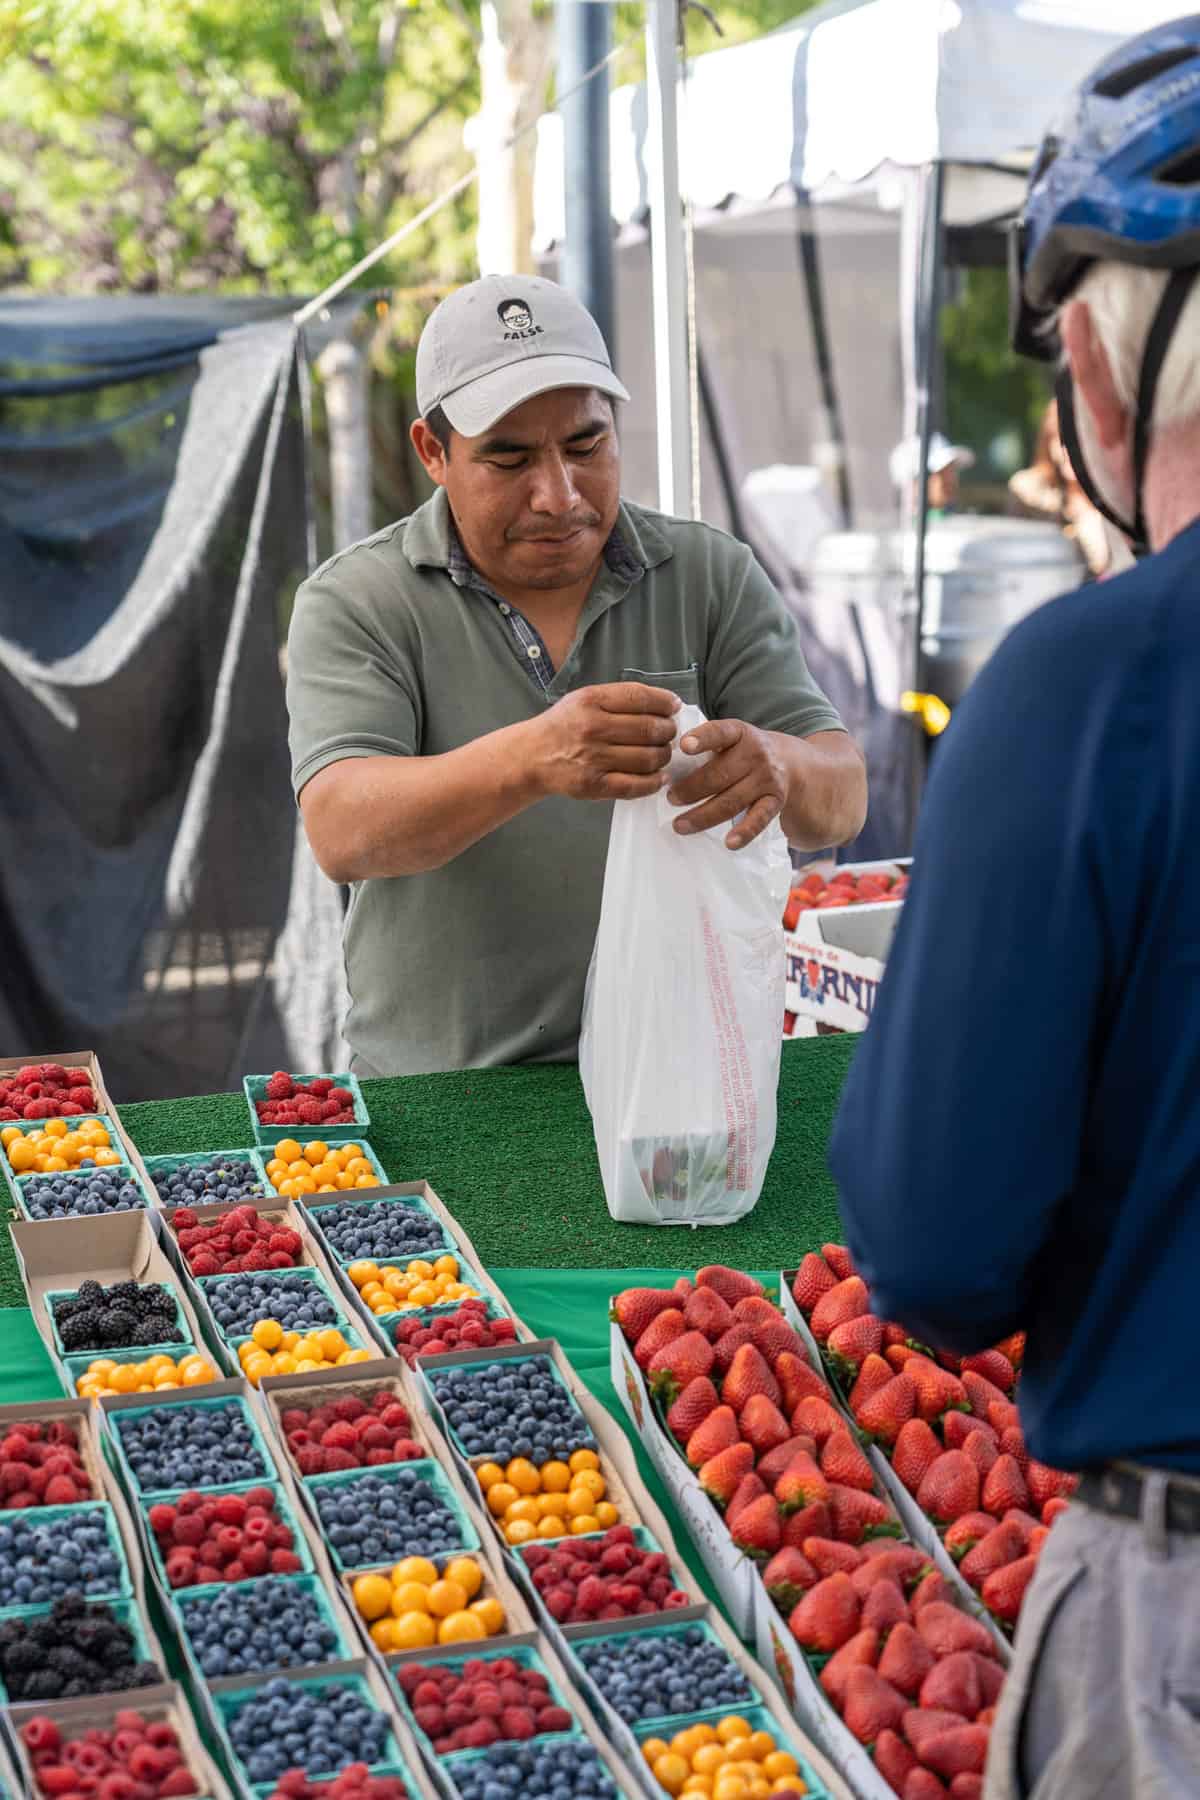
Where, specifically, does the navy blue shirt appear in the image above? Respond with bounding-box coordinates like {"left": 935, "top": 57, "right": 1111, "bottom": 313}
{"left": 829, "top": 519, "right": 1200, "bottom": 1474}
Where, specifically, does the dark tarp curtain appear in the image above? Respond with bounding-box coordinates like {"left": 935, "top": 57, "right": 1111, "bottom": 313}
{"left": 0, "top": 296, "right": 347, "bottom": 1099}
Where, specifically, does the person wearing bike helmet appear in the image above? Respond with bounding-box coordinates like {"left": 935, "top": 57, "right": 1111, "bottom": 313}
{"left": 827, "top": 19, "right": 1200, "bottom": 1796}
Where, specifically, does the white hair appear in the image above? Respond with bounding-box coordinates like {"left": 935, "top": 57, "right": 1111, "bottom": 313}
{"left": 1071, "top": 262, "right": 1200, "bottom": 428}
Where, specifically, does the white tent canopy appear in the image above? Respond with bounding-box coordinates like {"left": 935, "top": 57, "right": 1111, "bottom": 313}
{"left": 535, "top": 0, "right": 1187, "bottom": 246}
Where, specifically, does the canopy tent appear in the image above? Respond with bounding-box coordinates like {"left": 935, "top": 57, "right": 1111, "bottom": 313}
{"left": 535, "top": 0, "right": 1181, "bottom": 852}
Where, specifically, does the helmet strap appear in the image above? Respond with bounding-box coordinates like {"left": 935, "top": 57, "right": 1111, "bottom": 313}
{"left": 1055, "top": 266, "right": 1200, "bottom": 558}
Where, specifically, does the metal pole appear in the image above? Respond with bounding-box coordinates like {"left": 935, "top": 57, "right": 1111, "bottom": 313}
{"left": 910, "top": 160, "right": 946, "bottom": 835}
{"left": 645, "top": 0, "right": 693, "bottom": 518}
{"left": 556, "top": 0, "right": 615, "bottom": 359}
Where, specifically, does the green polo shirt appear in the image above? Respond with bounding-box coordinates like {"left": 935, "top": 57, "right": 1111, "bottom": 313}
{"left": 287, "top": 489, "right": 844, "bottom": 1076}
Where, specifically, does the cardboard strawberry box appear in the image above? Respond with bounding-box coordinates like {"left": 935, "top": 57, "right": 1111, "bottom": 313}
{"left": 784, "top": 859, "right": 910, "bottom": 1033}
{"left": 7, "top": 1681, "right": 236, "bottom": 1800}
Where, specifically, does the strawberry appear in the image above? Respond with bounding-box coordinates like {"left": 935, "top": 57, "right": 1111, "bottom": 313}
{"left": 774, "top": 1452, "right": 830, "bottom": 1513}
{"left": 851, "top": 1546, "right": 930, "bottom": 1597}
{"left": 855, "top": 1373, "right": 917, "bottom": 1447}
{"left": 971, "top": 1654, "right": 1005, "bottom": 1710}
{"left": 821, "top": 1429, "right": 875, "bottom": 1493}
{"left": 960, "top": 1521, "right": 1028, "bottom": 1589}
{"left": 722, "top": 1343, "right": 781, "bottom": 1411}
{"left": 910, "top": 1570, "right": 958, "bottom": 1615}
{"left": 981, "top": 1454, "right": 1029, "bottom": 1516}
{"left": 943, "top": 1513, "right": 998, "bottom": 1561}
{"left": 842, "top": 1666, "right": 906, "bottom": 1744}
{"left": 915, "top": 1603, "right": 999, "bottom": 1661}
{"left": 921, "top": 1725, "right": 989, "bottom": 1780}
{"left": 918, "top": 1650, "right": 982, "bottom": 1720}
{"left": 904, "top": 1708, "right": 974, "bottom": 1758}
{"left": 810, "top": 1276, "right": 870, "bottom": 1344}
{"left": 998, "top": 1426, "right": 1030, "bottom": 1472}
{"left": 962, "top": 1370, "right": 1009, "bottom": 1421}
{"left": 749, "top": 1318, "right": 810, "bottom": 1363}
{"left": 950, "top": 1778, "right": 984, "bottom": 1800}
{"left": 862, "top": 1577, "right": 910, "bottom": 1635}
{"left": 697, "top": 1265, "right": 764, "bottom": 1305}
{"left": 773, "top": 1350, "right": 815, "bottom": 1410}
{"left": 988, "top": 1400, "right": 1021, "bottom": 1436}
{"left": 792, "top": 1252, "right": 837, "bottom": 1312}
{"left": 892, "top": 1418, "right": 943, "bottom": 1495}
{"left": 874, "top": 1729, "right": 919, "bottom": 1792}
{"left": 993, "top": 1331, "right": 1025, "bottom": 1370}
{"left": 733, "top": 1296, "right": 781, "bottom": 1329}
{"left": 877, "top": 1619, "right": 935, "bottom": 1698}
{"left": 943, "top": 1411, "right": 996, "bottom": 1452}
{"left": 849, "top": 1353, "right": 894, "bottom": 1413}
{"left": 740, "top": 1393, "right": 792, "bottom": 1456}
{"left": 780, "top": 1360, "right": 835, "bottom": 1411}
{"left": 1026, "top": 1461, "right": 1077, "bottom": 1510}
{"left": 648, "top": 1329, "right": 715, "bottom": 1402}
{"left": 1001, "top": 1508, "right": 1040, "bottom": 1549}
{"left": 783, "top": 1500, "right": 833, "bottom": 1547}
{"left": 674, "top": 1276, "right": 695, "bottom": 1300}
{"left": 803, "top": 1536, "right": 863, "bottom": 1578}
{"left": 982, "top": 1553, "right": 1038, "bottom": 1622}
{"left": 699, "top": 1442, "right": 755, "bottom": 1506}
{"left": 725, "top": 1472, "right": 768, "bottom": 1527}
{"left": 1028, "top": 1525, "right": 1049, "bottom": 1555}
{"left": 887, "top": 1344, "right": 921, "bottom": 1372}
{"left": 788, "top": 1571, "right": 861, "bottom": 1651}
{"left": 1042, "top": 1496, "right": 1070, "bottom": 1528}
{"left": 826, "top": 1313, "right": 885, "bottom": 1382}
{"left": 613, "top": 1287, "right": 679, "bottom": 1342}
{"left": 791, "top": 1395, "right": 847, "bottom": 1447}
{"left": 829, "top": 1483, "right": 902, "bottom": 1546}
{"left": 819, "top": 1626, "right": 880, "bottom": 1708}
{"left": 686, "top": 1405, "right": 741, "bottom": 1469}
{"left": 883, "top": 1322, "right": 917, "bottom": 1347}
{"left": 916, "top": 1452, "right": 981, "bottom": 1525}
{"left": 757, "top": 1434, "right": 818, "bottom": 1486}
{"left": 762, "top": 1545, "right": 818, "bottom": 1609}
{"left": 730, "top": 1494, "right": 782, "bottom": 1560}
{"left": 960, "top": 1350, "right": 1014, "bottom": 1392}
{"left": 667, "top": 1376, "right": 720, "bottom": 1444}
{"left": 634, "top": 1308, "right": 686, "bottom": 1370}
{"left": 962, "top": 1431, "right": 999, "bottom": 1481}
{"left": 904, "top": 1766, "right": 952, "bottom": 1799}
{"left": 683, "top": 1285, "right": 734, "bottom": 1340}
{"left": 711, "top": 1324, "right": 758, "bottom": 1375}
{"left": 822, "top": 1242, "right": 857, "bottom": 1281}
{"left": 906, "top": 1355, "right": 970, "bottom": 1423}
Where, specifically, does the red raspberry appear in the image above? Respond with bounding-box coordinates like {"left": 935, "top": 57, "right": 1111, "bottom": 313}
{"left": 307, "top": 1078, "right": 334, "bottom": 1097}
{"left": 216, "top": 1526, "right": 244, "bottom": 1557}
{"left": 57, "top": 1101, "right": 83, "bottom": 1116}
{"left": 0, "top": 1107, "right": 17, "bottom": 1121}
{"left": 296, "top": 1449, "right": 327, "bottom": 1476}
{"left": 21, "top": 1717, "right": 61, "bottom": 1753}
{"left": 265, "top": 1072, "right": 295, "bottom": 1100}
{"left": 175, "top": 1489, "right": 204, "bottom": 1514}
{"left": 66, "top": 1067, "right": 93, "bottom": 1087}
{"left": 171, "top": 1513, "right": 205, "bottom": 1548}
{"left": 322, "top": 1446, "right": 361, "bottom": 1472}
{"left": 294, "top": 1099, "right": 323, "bottom": 1124}
{"left": 280, "top": 1409, "right": 309, "bottom": 1432}
{"left": 320, "top": 1421, "right": 359, "bottom": 1452}
{"left": 164, "top": 1554, "right": 197, "bottom": 1589}
{"left": 270, "top": 1549, "right": 302, "bottom": 1574}
{"left": 44, "top": 1474, "right": 80, "bottom": 1505}
{"left": 327, "top": 1087, "right": 354, "bottom": 1108}
{"left": 243, "top": 1486, "right": 275, "bottom": 1509}
{"left": 223, "top": 1560, "right": 247, "bottom": 1583}
{"left": 365, "top": 1449, "right": 394, "bottom": 1466}
{"left": 241, "top": 1541, "right": 270, "bottom": 1576}
{"left": 215, "top": 1494, "right": 246, "bottom": 1526}
{"left": 379, "top": 1404, "right": 410, "bottom": 1431}
{"left": 243, "top": 1249, "right": 273, "bottom": 1272}
{"left": 23, "top": 1098, "right": 56, "bottom": 1118}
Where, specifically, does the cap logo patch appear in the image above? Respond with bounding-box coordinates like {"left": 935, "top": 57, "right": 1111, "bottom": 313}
{"left": 497, "top": 297, "right": 543, "bottom": 341}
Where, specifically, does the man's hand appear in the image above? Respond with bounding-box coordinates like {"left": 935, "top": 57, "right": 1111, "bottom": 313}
{"left": 534, "top": 682, "right": 681, "bottom": 801}
{"left": 668, "top": 718, "right": 787, "bottom": 849}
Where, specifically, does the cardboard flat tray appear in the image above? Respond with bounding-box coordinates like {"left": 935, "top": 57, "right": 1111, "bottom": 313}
{"left": 5, "top": 1681, "right": 236, "bottom": 1800}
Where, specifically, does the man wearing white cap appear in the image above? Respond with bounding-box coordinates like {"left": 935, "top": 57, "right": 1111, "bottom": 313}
{"left": 890, "top": 431, "right": 976, "bottom": 517}
{"left": 287, "top": 275, "right": 866, "bottom": 1076}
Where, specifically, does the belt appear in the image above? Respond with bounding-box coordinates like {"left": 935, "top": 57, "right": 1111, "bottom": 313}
{"left": 1077, "top": 1463, "right": 1200, "bottom": 1534}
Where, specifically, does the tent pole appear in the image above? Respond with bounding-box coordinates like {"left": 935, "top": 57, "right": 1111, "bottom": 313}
{"left": 795, "top": 200, "right": 853, "bottom": 530}
{"left": 909, "top": 159, "right": 945, "bottom": 835}
{"left": 645, "top": 0, "right": 694, "bottom": 518}
{"left": 556, "top": 0, "right": 615, "bottom": 359}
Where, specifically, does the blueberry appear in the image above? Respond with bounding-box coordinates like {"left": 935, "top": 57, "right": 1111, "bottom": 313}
{"left": 115, "top": 1399, "right": 267, "bottom": 1494}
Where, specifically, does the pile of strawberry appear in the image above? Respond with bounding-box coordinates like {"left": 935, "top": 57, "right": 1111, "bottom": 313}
{"left": 147, "top": 1486, "right": 303, "bottom": 1587}
{"left": 255, "top": 1073, "right": 357, "bottom": 1128}
{"left": 171, "top": 1205, "right": 304, "bottom": 1277}
{"left": 1, "top": 1419, "right": 93, "bottom": 1509}
{"left": 792, "top": 1245, "right": 1076, "bottom": 1627}
{"left": 0, "top": 1063, "right": 99, "bottom": 1122}
{"left": 782, "top": 868, "right": 908, "bottom": 930}
{"left": 614, "top": 1265, "right": 899, "bottom": 1565}
{"left": 391, "top": 1299, "right": 518, "bottom": 1362}
{"left": 278, "top": 1389, "right": 426, "bottom": 1476}
{"left": 773, "top": 1534, "right": 1002, "bottom": 1798}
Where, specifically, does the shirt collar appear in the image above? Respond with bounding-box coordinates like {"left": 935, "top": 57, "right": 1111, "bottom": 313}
{"left": 402, "top": 486, "right": 671, "bottom": 588}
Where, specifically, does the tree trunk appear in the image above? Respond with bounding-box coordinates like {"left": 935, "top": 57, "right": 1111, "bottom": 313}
{"left": 470, "top": 0, "right": 551, "bottom": 275}
{"left": 317, "top": 331, "right": 373, "bottom": 550}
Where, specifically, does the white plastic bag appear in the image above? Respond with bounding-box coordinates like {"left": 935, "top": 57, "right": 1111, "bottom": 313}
{"left": 580, "top": 705, "right": 792, "bottom": 1226}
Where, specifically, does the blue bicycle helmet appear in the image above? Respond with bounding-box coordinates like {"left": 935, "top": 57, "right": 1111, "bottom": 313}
{"left": 1010, "top": 15, "right": 1200, "bottom": 548}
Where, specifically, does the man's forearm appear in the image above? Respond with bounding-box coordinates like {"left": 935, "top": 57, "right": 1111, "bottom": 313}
{"left": 300, "top": 720, "right": 544, "bottom": 883}
{"left": 774, "top": 729, "right": 868, "bottom": 849}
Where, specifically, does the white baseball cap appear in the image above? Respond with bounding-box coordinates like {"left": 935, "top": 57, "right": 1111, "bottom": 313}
{"left": 415, "top": 274, "right": 630, "bottom": 438}
{"left": 889, "top": 432, "right": 976, "bottom": 488}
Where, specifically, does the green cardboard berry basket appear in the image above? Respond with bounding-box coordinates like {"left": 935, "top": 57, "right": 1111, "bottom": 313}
{"left": 61, "top": 1342, "right": 211, "bottom": 1402}
{"left": 143, "top": 1149, "right": 269, "bottom": 1208}
{"left": 420, "top": 1349, "right": 596, "bottom": 1465}
{"left": 104, "top": 1393, "right": 275, "bottom": 1500}
{"left": 43, "top": 1282, "right": 191, "bottom": 1363}
{"left": 391, "top": 1642, "right": 582, "bottom": 1760}
{"left": 210, "top": 1669, "right": 402, "bottom": 1792}
{"left": 171, "top": 1571, "right": 352, "bottom": 1690}
{"left": 194, "top": 1264, "right": 356, "bottom": 1349}
{"left": 305, "top": 1458, "right": 481, "bottom": 1575}
{"left": 137, "top": 1477, "right": 314, "bottom": 1600}
{"left": 0, "top": 1114, "right": 120, "bottom": 1175}
{"left": 438, "top": 1741, "right": 616, "bottom": 1800}
{"left": 301, "top": 1191, "right": 454, "bottom": 1267}
{"left": 244, "top": 1072, "right": 370, "bottom": 1146}
{"left": 0, "top": 1596, "right": 160, "bottom": 1705}
{"left": 251, "top": 1770, "right": 415, "bottom": 1800}
{"left": 374, "top": 1295, "right": 513, "bottom": 1359}
{"left": 633, "top": 1704, "right": 833, "bottom": 1798}
{"left": 12, "top": 1163, "right": 150, "bottom": 1221}
{"left": 0, "top": 1500, "right": 134, "bottom": 1617}
{"left": 250, "top": 1139, "right": 390, "bottom": 1195}
{"left": 568, "top": 1616, "right": 756, "bottom": 1728}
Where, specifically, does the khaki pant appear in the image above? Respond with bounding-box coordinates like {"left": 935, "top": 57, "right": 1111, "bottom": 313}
{"left": 985, "top": 1475, "right": 1200, "bottom": 1799}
